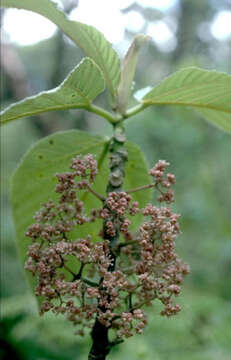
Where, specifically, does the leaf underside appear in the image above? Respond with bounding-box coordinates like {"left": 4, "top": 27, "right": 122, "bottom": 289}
{"left": 0, "top": 58, "right": 105, "bottom": 124}
{"left": 11, "top": 130, "right": 152, "bottom": 305}
{"left": 142, "top": 67, "right": 231, "bottom": 133}
{"left": 1, "top": 0, "right": 121, "bottom": 97}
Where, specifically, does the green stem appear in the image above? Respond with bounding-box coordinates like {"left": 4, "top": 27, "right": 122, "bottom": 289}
{"left": 84, "top": 102, "right": 148, "bottom": 125}
{"left": 124, "top": 103, "right": 148, "bottom": 120}
{"left": 86, "top": 104, "right": 121, "bottom": 124}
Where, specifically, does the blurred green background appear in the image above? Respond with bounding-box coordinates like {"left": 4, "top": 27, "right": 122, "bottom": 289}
{"left": 1, "top": 0, "right": 231, "bottom": 359}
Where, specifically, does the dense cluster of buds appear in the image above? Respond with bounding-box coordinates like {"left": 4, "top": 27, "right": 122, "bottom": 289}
{"left": 25, "top": 155, "right": 189, "bottom": 340}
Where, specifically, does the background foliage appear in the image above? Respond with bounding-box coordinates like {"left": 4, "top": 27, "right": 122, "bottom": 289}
{"left": 1, "top": 0, "right": 231, "bottom": 359}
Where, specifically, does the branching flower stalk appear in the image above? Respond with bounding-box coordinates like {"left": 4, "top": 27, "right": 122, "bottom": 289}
{"left": 25, "top": 122, "right": 189, "bottom": 360}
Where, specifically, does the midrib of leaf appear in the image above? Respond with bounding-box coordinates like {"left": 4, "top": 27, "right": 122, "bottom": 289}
{"left": 149, "top": 83, "right": 227, "bottom": 101}
{"left": 0, "top": 93, "right": 88, "bottom": 125}
{"left": 142, "top": 102, "right": 231, "bottom": 114}
{"left": 142, "top": 68, "right": 231, "bottom": 115}
{"left": 142, "top": 85, "right": 231, "bottom": 113}
{"left": 5, "top": 104, "right": 84, "bottom": 120}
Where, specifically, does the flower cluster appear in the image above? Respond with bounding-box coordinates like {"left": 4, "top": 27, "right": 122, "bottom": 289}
{"left": 103, "top": 192, "right": 139, "bottom": 239}
{"left": 149, "top": 160, "right": 175, "bottom": 203}
{"left": 25, "top": 155, "right": 189, "bottom": 340}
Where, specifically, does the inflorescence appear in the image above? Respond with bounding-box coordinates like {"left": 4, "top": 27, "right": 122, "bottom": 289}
{"left": 25, "top": 154, "right": 189, "bottom": 339}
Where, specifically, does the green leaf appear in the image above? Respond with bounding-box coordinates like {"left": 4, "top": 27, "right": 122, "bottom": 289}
{"left": 142, "top": 67, "right": 231, "bottom": 133}
{"left": 196, "top": 108, "right": 231, "bottom": 133}
{"left": 11, "top": 130, "right": 151, "bottom": 305}
{"left": 116, "top": 34, "right": 149, "bottom": 114}
{"left": 1, "top": 0, "right": 121, "bottom": 97}
{"left": 1, "top": 58, "right": 105, "bottom": 124}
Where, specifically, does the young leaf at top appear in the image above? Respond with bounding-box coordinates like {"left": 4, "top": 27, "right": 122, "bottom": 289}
{"left": 1, "top": 58, "right": 105, "bottom": 124}
{"left": 1, "top": 0, "right": 121, "bottom": 97}
{"left": 142, "top": 67, "right": 231, "bottom": 133}
{"left": 116, "top": 34, "right": 149, "bottom": 115}
{"left": 12, "top": 130, "right": 152, "bottom": 306}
